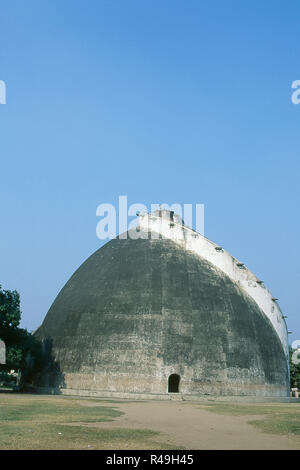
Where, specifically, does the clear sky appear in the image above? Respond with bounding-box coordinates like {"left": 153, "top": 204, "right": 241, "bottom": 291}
{"left": 0, "top": 1, "right": 299, "bottom": 343}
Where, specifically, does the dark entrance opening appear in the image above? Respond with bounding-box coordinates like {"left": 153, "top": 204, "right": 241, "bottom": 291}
{"left": 168, "top": 374, "right": 180, "bottom": 393}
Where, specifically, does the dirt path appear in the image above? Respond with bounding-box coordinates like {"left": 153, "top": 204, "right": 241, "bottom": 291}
{"left": 81, "top": 400, "right": 300, "bottom": 450}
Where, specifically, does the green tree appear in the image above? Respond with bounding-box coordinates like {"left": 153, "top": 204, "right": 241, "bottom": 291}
{"left": 289, "top": 346, "right": 300, "bottom": 389}
{"left": 0, "top": 284, "right": 22, "bottom": 370}
{"left": 0, "top": 286, "right": 21, "bottom": 329}
{"left": 0, "top": 284, "right": 44, "bottom": 383}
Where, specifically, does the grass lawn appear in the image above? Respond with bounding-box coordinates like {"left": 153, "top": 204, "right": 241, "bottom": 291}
{"left": 197, "top": 403, "right": 300, "bottom": 436}
{"left": 0, "top": 393, "right": 182, "bottom": 450}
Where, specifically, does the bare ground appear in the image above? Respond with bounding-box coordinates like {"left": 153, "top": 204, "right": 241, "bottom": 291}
{"left": 75, "top": 399, "right": 300, "bottom": 450}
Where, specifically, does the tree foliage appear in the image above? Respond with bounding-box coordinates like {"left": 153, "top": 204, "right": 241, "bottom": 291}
{"left": 289, "top": 347, "right": 300, "bottom": 389}
{"left": 0, "top": 284, "right": 44, "bottom": 377}
{"left": 0, "top": 286, "right": 21, "bottom": 329}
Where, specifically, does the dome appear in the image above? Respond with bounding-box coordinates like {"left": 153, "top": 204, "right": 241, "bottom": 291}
{"left": 35, "top": 213, "right": 289, "bottom": 398}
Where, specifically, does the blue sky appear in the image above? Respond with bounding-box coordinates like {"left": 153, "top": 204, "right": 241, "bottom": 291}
{"left": 0, "top": 0, "right": 299, "bottom": 343}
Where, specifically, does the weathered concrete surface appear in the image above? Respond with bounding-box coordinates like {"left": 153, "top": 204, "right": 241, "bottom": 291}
{"left": 35, "top": 218, "right": 289, "bottom": 397}
{"left": 139, "top": 210, "right": 288, "bottom": 357}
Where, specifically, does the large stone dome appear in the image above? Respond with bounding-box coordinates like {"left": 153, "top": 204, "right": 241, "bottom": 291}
{"left": 35, "top": 212, "right": 289, "bottom": 398}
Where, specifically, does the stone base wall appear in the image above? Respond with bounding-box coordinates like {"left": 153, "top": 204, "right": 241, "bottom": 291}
{"left": 45, "top": 371, "right": 289, "bottom": 398}
{"left": 25, "top": 385, "right": 299, "bottom": 403}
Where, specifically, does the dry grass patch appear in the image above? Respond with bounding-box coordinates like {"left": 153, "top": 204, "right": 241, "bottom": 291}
{"left": 195, "top": 403, "right": 300, "bottom": 436}
{"left": 0, "top": 394, "right": 182, "bottom": 450}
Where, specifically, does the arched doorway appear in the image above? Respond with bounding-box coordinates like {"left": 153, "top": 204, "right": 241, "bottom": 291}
{"left": 168, "top": 374, "right": 180, "bottom": 393}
